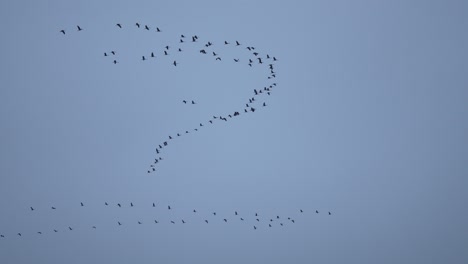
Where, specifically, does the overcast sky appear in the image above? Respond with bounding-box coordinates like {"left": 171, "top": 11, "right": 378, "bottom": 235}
{"left": 1, "top": 0, "right": 467, "bottom": 263}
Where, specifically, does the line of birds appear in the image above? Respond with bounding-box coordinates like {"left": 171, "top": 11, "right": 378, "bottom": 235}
{"left": 59, "top": 22, "right": 279, "bottom": 175}
{"left": 1, "top": 206, "right": 331, "bottom": 239}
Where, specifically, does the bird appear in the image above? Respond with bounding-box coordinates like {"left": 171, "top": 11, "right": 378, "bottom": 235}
{"left": 138, "top": 221, "right": 142, "bottom": 224}
{"left": 60, "top": 29, "right": 65, "bottom": 35}
{"left": 269, "top": 224, "right": 272, "bottom": 227}
{"left": 235, "top": 211, "right": 238, "bottom": 215}
{"left": 168, "top": 205, "right": 171, "bottom": 210}
{"left": 236, "top": 41, "right": 241, "bottom": 46}
{"left": 37, "top": 231, "right": 42, "bottom": 234}
{"left": 151, "top": 52, "right": 155, "bottom": 58}
{"left": 145, "top": 25, "right": 149, "bottom": 30}
{"left": 223, "top": 219, "right": 228, "bottom": 222}
{"left": 156, "top": 27, "right": 161, "bottom": 32}
{"left": 205, "top": 220, "right": 209, "bottom": 223}
{"left": 173, "top": 60, "right": 177, "bottom": 66}
{"left": 234, "top": 59, "right": 239, "bottom": 62}
{"left": 277, "top": 216, "right": 280, "bottom": 219}
{"left": 30, "top": 207, "right": 34, "bottom": 211}
{"left": 154, "top": 220, "right": 159, "bottom": 223}
{"left": 80, "top": 202, "right": 84, "bottom": 206}
{"left": 182, "top": 220, "right": 186, "bottom": 224}
{"left": 54, "top": 229, "right": 58, "bottom": 232}
{"left": 253, "top": 226, "right": 257, "bottom": 230}
{"left": 263, "top": 102, "right": 267, "bottom": 107}
{"left": 291, "top": 220, "right": 295, "bottom": 223}
{"left": 51, "top": 207, "right": 56, "bottom": 210}
{"left": 113, "top": 60, "right": 118, "bottom": 65}
{"left": 135, "top": 23, "right": 140, "bottom": 28}
{"left": 17, "top": 233, "right": 22, "bottom": 236}
{"left": 153, "top": 203, "right": 156, "bottom": 207}
{"left": 224, "top": 41, "right": 229, "bottom": 44}
{"left": 130, "top": 202, "right": 134, "bottom": 207}
{"left": 280, "top": 223, "right": 283, "bottom": 226}
{"left": 0, "top": 235, "right": 4, "bottom": 238}
{"left": 68, "top": 227, "right": 73, "bottom": 230}
{"left": 183, "top": 100, "right": 187, "bottom": 104}
{"left": 178, "top": 48, "right": 182, "bottom": 52}
{"left": 171, "top": 221, "right": 175, "bottom": 224}
{"left": 213, "top": 212, "right": 216, "bottom": 216}
{"left": 142, "top": 56, "right": 146, "bottom": 61}
{"left": 329, "top": 212, "right": 332, "bottom": 215}
{"left": 300, "top": 209, "right": 303, "bottom": 213}
{"left": 181, "top": 34, "right": 185, "bottom": 38}
{"left": 105, "top": 202, "right": 108, "bottom": 206}
{"left": 273, "top": 57, "right": 277, "bottom": 61}
{"left": 164, "top": 50, "right": 168, "bottom": 56}
{"left": 213, "top": 52, "right": 217, "bottom": 56}
{"left": 240, "top": 218, "right": 244, "bottom": 221}
{"left": 111, "top": 51, "right": 116, "bottom": 55}
{"left": 117, "top": 203, "right": 121, "bottom": 207}
{"left": 256, "top": 219, "right": 260, "bottom": 222}
{"left": 116, "top": 23, "right": 122, "bottom": 28}
{"left": 191, "top": 100, "right": 196, "bottom": 104}
{"left": 215, "top": 57, "right": 221, "bottom": 61}
{"left": 193, "top": 209, "right": 197, "bottom": 213}
{"left": 316, "top": 210, "right": 319, "bottom": 214}
{"left": 118, "top": 222, "right": 122, "bottom": 226}
{"left": 92, "top": 226, "right": 96, "bottom": 229}
{"left": 77, "top": 25, "right": 82, "bottom": 31}
{"left": 104, "top": 52, "right": 108, "bottom": 56}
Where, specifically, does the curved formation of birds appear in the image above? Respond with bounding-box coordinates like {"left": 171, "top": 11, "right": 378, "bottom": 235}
{"left": 0, "top": 202, "right": 332, "bottom": 239}
{"left": 1, "top": 23, "right": 333, "bottom": 241}
{"left": 62, "top": 23, "right": 279, "bottom": 174}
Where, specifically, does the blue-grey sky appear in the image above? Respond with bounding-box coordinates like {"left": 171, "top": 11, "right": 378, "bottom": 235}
{"left": 1, "top": 0, "right": 467, "bottom": 263}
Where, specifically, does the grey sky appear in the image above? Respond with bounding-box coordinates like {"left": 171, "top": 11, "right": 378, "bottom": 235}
{"left": 1, "top": 0, "right": 467, "bottom": 263}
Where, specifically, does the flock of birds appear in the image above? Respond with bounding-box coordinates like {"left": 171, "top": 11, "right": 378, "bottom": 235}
{"left": 59, "top": 24, "right": 277, "bottom": 175}
{"left": 0, "top": 23, "right": 334, "bottom": 241}
{"left": 0, "top": 202, "right": 332, "bottom": 239}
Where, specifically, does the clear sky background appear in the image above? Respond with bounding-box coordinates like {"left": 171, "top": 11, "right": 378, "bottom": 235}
{"left": 1, "top": 0, "right": 467, "bottom": 263}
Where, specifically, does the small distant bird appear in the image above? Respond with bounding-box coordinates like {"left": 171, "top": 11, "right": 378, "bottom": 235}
{"left": 269, "top": 224, "right": 272, "bottom": 227}
{"left": 118, "top": 222, "right": 122, "bottom": 226}
{"left": 138, "top": 221, "right": 142, "bottom": 224}
{"left": 235, "top": 211, "right": 238, "bottom": 215}
{"left": 191, "top": 100, "right": 195, "bottom": 104}
{"left": 116, "top": 23, "right": 122, "bottom": 28}
{"left": 136, "top": 23, "right": 140, "bottom": 28}
{"left": 77, "top": 25, "right": 82, "bottom": 31}
{"left": 0, "top": 235, "right": 4, "bottom": 238}
{"left": 51, "top": 207, "right": 56, "bottom": 210}
{"left": 164, "top": 50, "right": 168, "bottom": 56}
{"left": 30, "top": 207, "right": 34, "bottom": 211}
{"left": 105, "top": 202, "right": 108, "bottom": 206}
{"left": 156, "top": 27, "right": 161, "bottom": 32}
{"left": 104, "top": 52, "right": 108, "bottom": 56}
{"left": 213, "top": 212, "right": 216, "bottom": 216}
{"left": 81, "top": 202, "right": 84, "bottom": 207}
{"left": 117, "top": 203, "right": 121, "bottom": 207}
{"left": 154, "top": 220, "right": 159, "bottom": 223}
{"left": 183, "top": 100, "right": 187, "bottom": 104}
{"left": 153, "top": 203, "right": 156, "bottom": 207}
{"left": 37, "top": 231, "right": 42, "bottom": 234}
{"left": 300, "top": 209, "right": 303, "bottom": 213}
{"left": 145, "top": 25, "right": 149, "bottom": 30}
{"left": 68, "top": 227, "right": 73, "bottom": 230}
{"left": 171, "top": 221, "right": 175, "bottom": 224}
{"left": 111, "top": 51, "right": 116, "bottom": 55}
{"left": 263, "top": 102, "right": 266, "bottom": 107}
{"left": 92, "top": 226, "right": 96, "bottom": 229}
{"left": 291, "top": 220, "right": 295, "bottom": 223}
{"left": 253, "top": 226, "right": 257, "bottom": 230}
{"left": 151, "top": 52, "right": 155, "bottom": 58}
{"left": 215, "top": 57, "right": 221, "bottom": 61}
{"left": 173, "top": 60, "right": 177, "bottom": 66}
{"left": 224, "top": 41, "right": 229, "bottom": 45}
{"left": 316, "top": 210, "right": 319, "bottom": 214}
{"left": 113, "top": 59, "right": 117, "bottom": 64}
{"left": 18, "top": 233, "right": 22, "bottom": 236}
{"left": 329, "top": 212, "right": 331, "bottom": 215}
{"left": 236, "top": 41, "right": 241, "bottom": 46}
{"left": 205, "top": 220, "right": 209, "bottom": 223}
{"left": 193, "top": 209, "right": 197, "bottom": 213}
{"left": 181, "top": 34, "right": 185, "bottom": 38}
{"left": 60, "top": 29, "right": 65, "bottom": 35}
{"left": 280, "top": 223, "right": 283, "bottom": 226}
{"left": 182, "top": 220, "right": 186, "bottom": 224}
{"left": 240, "top": 218, "right": 244, "bottom": 221}
{"left": 256, "top": 219, "right": 260, "bottom": 222}
{"left": 54, "top": 229, "right": 58, "bottom": 232}
{"left": 168, "top": 205, "right": 171, "bottom": 210}
{"left": 224, "top": 219, "right": 227, "bottom": 222}
{"left": 130, "top": 202, "right": 134, "bottom": 207}
{"left": 142, "top": 56, "right": 146, "bottom": 61}
{"left": 234, "top": 59, "right": 239, "bottom": 62}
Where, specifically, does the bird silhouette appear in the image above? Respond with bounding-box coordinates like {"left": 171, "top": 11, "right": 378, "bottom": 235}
{"left": 168, "top": 205, "right": 171, "bottom": 210}
{"left": 77, "top": 25, "right": 82, "bottom": 31}
{"left": 253, "top": 226, "right": 257, "bottom": 230}
{"left": 182, "top": 220, "right": 186, "bottom": 224}
{"left": 205, "top": 220, "right": 209, "bottom": 223}
{"left": 173, "top": 60, "right": 177, "bottom": 66}
{"left": 153, "top": 203, "right": 156, "bottom": 207}
{"left": 142, "top": 56, "right": 146, "bottom": 61}
{"left": 145, "top": 25, "right": 149, "bottom": 30}
{"left": 329, "top": 212, "right": 331, "bottom": 215}
{"left": 151, "top": 52, "right": 155, "bottom": 58}
{"left": 154, "top": 220, "right": 159, "bottom": 223}
{"left": 60, "top": 29, "right": 65, "bottom": 35}
{"left": 54, "top": 229, "right": 58, "bottom": 232}
{"left": 224, "top": 41, "right": 229, "bottom": 44}
{"left": 68, "top": 227, "right": 73, "bottom": 230}
{"left": 135, "top": 23, "right": 140, "bottom": 28}
{"left": 30, "top": 207, "right": 34, "bottom": 211}
{"left": 156, "top": 27, "right": 161, "bottom": 32}
{"left": 81, "top": 202, "right": 84, "bottom": 206}
{"left": 17, "top": 233, "right": 21, "bottom": 236}
{"left": 130, "top": 202, "right": 134, "bottom": 207}
{"left": 316, "top": 210, "right": 319, "bottom": 214}
{"left": 300, "top": 209, "right": 303, "bottom": 213}
{"left": 138, "top": 221, "right": 142, "bottom": 224}
{"left": 116, "top": 23, "right": 122, "bottom": 28}
{"left": 236, "top": 41, "right": 241, "bottom": 46}
{"left": 171, "top": 221, "right": 175, "bottom": 224}
{"left": 118, "top": 203, "right": 121, "bottom": 207}
{"left": 191, "top": 100, "right": 196, "bottom": 104}
{"left": 118, "top": 222, "right": 122, "bottom": 226}
{"left": 51, "top": 207, "right": 56, "bottom": 210}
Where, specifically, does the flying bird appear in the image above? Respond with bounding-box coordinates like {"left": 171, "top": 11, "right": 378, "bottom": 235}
{"left": 77, "top": 25, "right": 82, "bottom": 31}
{"left": 236, "top": 41, "right": 241, "bottom": 46}
{"left": 145, "top": 25, "right": 149, "bottom": 30}
{"left": 81, "top": 202, "right": 84, "bottom": 206}
{"left": 116, "top": 23, "right": 122, "bottom": 28}
{"left": 60, "top": 29, "right": 65, "bottom": 35}
{"left": 135, "top": 23, "right": 140, "bottom": 28}
{"left": 173, "top": 60, "right": 177, "bottom": 66}
{"left": 156, "top": 27, "right": 161, "bottom": 32}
